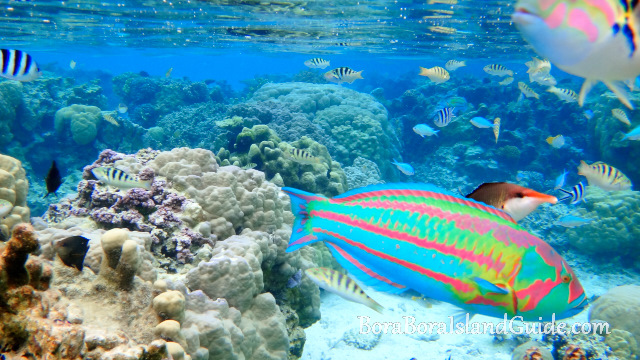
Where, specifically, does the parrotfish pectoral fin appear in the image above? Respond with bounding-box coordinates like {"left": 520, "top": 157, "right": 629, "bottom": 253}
{"left": 473, "top": 277, "right": 510, "bottom": 295}
{"left": 604, "top": 80, "right": 634, "bottom": 109}
{"left": 281, "top": 187, "right": 327, "bottom": 252}
{"left": 578, "top": 79, "right": 597, "bottom": 107}
{"left": 325, "top": 242, "right": 408, "bottom": 294}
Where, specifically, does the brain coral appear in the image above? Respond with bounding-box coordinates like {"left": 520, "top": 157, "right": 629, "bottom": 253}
{"left": 54, "top": 104, "right": 102, "bottom": 145}
{"left": 0, "top": 154, "right": 30, "bottom": 240}
{"left": 564, "top": 188, "right": 640, "bottom": 261}
{"left": 232, "top": 82, "right": 401, "bottom": 179}
{"left": 589, "top": 285, "right": 640, "bottom": 346}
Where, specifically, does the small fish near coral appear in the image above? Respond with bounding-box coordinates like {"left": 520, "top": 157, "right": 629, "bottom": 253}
{"left": 285, "top": 147, "right": 322, "bottom": 165}
{"left": 391, "top": 160, "right": 415, "bottom": 175}
{"left": 304, "top": 58, "right": 330, "bottom": 69}
{"left": 546, "top": 135, "right": 565, "bottom": 149}
{"left": 623, "top": 125, "right": 640, "bottom": 140}
{"left": 54, "top": 235, "right": 90, "bottom": 271}
{"left": 413, "top": 124, "right": 439, "bottom": 137}
{"left": 445, "top": 60, "right": 466, "bottom": 71}
{"left": 483, "top": 64, "right": 513, "bottom": 77}
{"left": 434, "top": 107, "right": 455, "bottom": 127}
{"left": 554, "top": 215, "right": 594, "bottom": 228}
{"left": 577, "top": 161, "right": 633, "bottom": 191}
{"left": 558, "top": 182, "right": 587, "bottom": 205}
{"left": 44, "top": 160, "right": 63, "bottom": 198}
{"left": 324, "top": 67, "right": 363, "bottom": 84}
{"left": 0, "top": 49, "right": 41, "bottom": 81}
{"left": 282, "top": 183, "right": 588, "bottom": 321}
{"left": 418, "top": 66, "right": 450, "bottom": 83}
{"left": 464, "top": 182, "right": 557, "bottom": 222}
{"left": 305, "top": 267, "right": 384, "bottom": 313}
{"left": 554, "top": 169, "right": 568, "bottom": 190}
{"left": 91, "top": 167, "right": 151, "bottom": 190}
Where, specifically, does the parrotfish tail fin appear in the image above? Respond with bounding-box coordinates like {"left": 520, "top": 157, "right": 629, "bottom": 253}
{"left": 324, "top": 242, "right": 408, "bottom": 295}
{"left": 578, "top": 79, "right": 597, "bottom": 107}
{"left": 281, "top": 187, "right": 327, "bottom": 252}
{"left": 604, "top": 80, "right": 634, "bottom": 109}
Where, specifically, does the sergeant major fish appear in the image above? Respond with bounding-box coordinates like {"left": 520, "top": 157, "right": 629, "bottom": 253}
{"left": 445, "top": 60, "right": 466, "bottom": 71}
{"left": 577, "top": 161, "right": 632, "bottom": 191}
{"left": 612, "top": 108, "right": 631, "bottom": 125}
{"left": 547, "top": 87, "right": 578, "bottom": 103}
{"left": 558, "top": 182, "right": 587, "bottom": 204}
{"left": 518, "top": 82, "right": 540, "bottom": 99}
{"left": 305, "top": 267, "right": 384, "bottom": 313}
{"left": 484, "top": 64, "right": 513, "bottom": 77}
{"left": 91, "top": 167, "right": 151, "bottom": 190}
{"left": 285, "top": 148, "right": 322, "bottom": 165}
{"left": 304, "top": 58, "right": 330, "bottom": 69}
{"left": 434, "top": 107, "right": 455, "bottom": 127}
{"left": 419, "top": 66, "right": 450, "bottom": 83}
{"left": 324, "top": 67, "right": 364, "bottom": 84}
{"left": 0, "top": 49, "right": 41, "bottom": 82}
{"left": 282, "top": 183, "right": 587, "bottom": 321}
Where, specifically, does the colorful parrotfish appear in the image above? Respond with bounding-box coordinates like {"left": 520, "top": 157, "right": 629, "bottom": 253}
{"left": 283, "top": 183, "right": 587, "bottom": 321}
{"left": 513, "top": 0, "right": 640, "bottom": 109}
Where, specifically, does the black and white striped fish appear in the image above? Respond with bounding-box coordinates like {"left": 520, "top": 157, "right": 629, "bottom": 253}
{"left": 285, "top": 148, "right": 321, "bottom": 165}
{"left": 323, "top": 67, "right": 363, "bottom": 84}
{"left": 0, "top": 49, "right": 41, "bottom": 82}
{"left": 558, "top": 182, "right": 586, "bottom": 205}
{"left": 304, "top": 58, "right": 330, "bottom": 69}
{"left": 434, "top": 107, "right": 455, "bottom": 127}
{"left": 483, "top": 64, "right": 513, "bottom": 77}
{"left": 91, "top": 167, "right": 151, "bottom": 190}
{"left": 305, "top": 267, "right": 383, "bottom": 313}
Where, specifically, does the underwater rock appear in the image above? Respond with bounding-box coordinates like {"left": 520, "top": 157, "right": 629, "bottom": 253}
{"left": 605, "top": 329, "right": 638, "bottom": 360}
{"left": 590, "top": 285, "right": 640, "bottom": 346}
{"left": 564, "top": 188, "right": 640, "bottom": 262}
{"left": 341, "top": 327, "right": 381, "bottom": 350}
{"left": 0, "top": 154, "right": 30, "bottom": 240}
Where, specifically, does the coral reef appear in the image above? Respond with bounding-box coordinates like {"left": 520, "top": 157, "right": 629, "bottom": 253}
{"left": 341, "top": 327, "right": 382, "bottom": 350}
{"left": 343, "top": 156, "right": 384, "bottom": 190}
{"left": 54, "top": 104, "right": 103, "bottom": 145}
{"left": 0, "top": 81, "right": 24, "bottom": 146}
{"left": 590, "top": 285, "right": 640, "bottom": 346}
{"left": 215, "top": 125, "right": 348, "bottom": 197}
{"left": 229, "top": 82, "right": 401, "bottom": 179}
{"left": 563, "top": 188, "right": 640, "bottom": 263}
{"left": 0, "top": 154, "right": 30, "bottom": 241}
{"left": 605, "top": 329, "right": 638, "bottom": 360}
{"left": 511, "top": 341, "right": 553, "bottom": 360}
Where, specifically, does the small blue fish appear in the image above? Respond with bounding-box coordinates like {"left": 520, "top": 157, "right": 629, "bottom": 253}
{"left": 583, "top": 110, "right": 594, "bottom": 120}
{"left": 469, "top": 117, "right": 494, "bottom": 128}
{"left": 392, "top": 159, "right": 415, "bottom": 175}
{"left": 413, "top": 124, "right": 439, "bottom": 137}
{"left": 558, "top": 182, "right": 586, "bottom": 205}
{"left": 554, "top": 169, "right": 568, "bottom": 190}
{"left": 554, "top": 215, "right": 594, "bottom": 228}
{"left": 623, "top": 125, "right": 640, "bottom": 141}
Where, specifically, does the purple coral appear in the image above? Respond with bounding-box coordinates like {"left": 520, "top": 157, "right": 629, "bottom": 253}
{"left": 148, "top": 206, "right": 181, "bottom": 228}
{"left": 173, "top": 228, "right": 211, "bottom": 264}
{"left": 138, "top": 167, "right": 155, "bottom": 182}
{"left": 161, "top": 192, "right": 187, "bottom": 211}
{"left": 116, "top": 188, "right": 155, "bottom": 211}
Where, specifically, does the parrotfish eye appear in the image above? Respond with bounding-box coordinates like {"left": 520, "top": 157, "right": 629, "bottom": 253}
{"left": 561, "top": 275, "right": 571, "bottom": 283}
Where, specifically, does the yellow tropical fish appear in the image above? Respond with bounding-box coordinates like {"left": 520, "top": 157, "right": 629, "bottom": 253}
{"left": 324, "top": 67, "right": 363, "bottom": 84}
{"left": 493, "top": 117, "right": 500, "bottom": 143}
{"left": 612, "top": 108, "right": 631, "bottom": 125}
{"left": 305, "top": 267, "right": 383, "bottom": 313}
{"left": 578, "top": 161, "right": 632, "bottom": 191}
{"left": 419, "top": 66, "right": 450, "bottom": 83}
{"left": 546, "top": 135, "right": 565, "bottom": 149}
{"left": 518, "top": 82, "right": 539, "bottom": 99}
{"left": 513, "top": 0, "right": 640, "bottom": 109}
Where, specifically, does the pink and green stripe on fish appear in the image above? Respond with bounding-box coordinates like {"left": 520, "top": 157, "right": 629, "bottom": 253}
{"left": 283, "top": 184, "right": 587, "bottom": 321}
